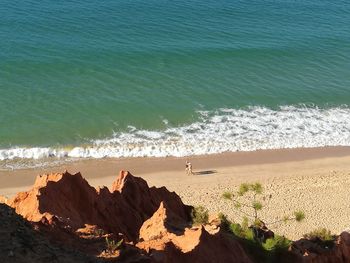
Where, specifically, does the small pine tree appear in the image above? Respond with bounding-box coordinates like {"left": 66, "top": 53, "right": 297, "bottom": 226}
{"left": 222, "top": 182, "right": 305, "bottom": 234}
{"left": 191, "top": 206, "right": 209, "bottom": 225}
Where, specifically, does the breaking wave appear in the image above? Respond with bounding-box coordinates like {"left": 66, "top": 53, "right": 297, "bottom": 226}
{"left": 1, "top": 106, "right": 350, "bottom": 168}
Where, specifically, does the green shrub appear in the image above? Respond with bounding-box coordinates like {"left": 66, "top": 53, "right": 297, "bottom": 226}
{"left": 241, "top": 216, "right": 249, "bottom": 230}
{"left": 230, "top": 223, "right": 244, "bottom": 237}
{"left": 105, "top": 237, "right": 123, "bottom": 254}
{"left": 221, "top": 182, "right": 307, "bottom": 262}
{"left": 229, "top": 220, "right": 295, "bottom": 263}
{"left": 294, "top": 211, "right": 305, "bottom": 222}
{"left": 229, "top": 216, "right": 249, "bottom": 237}
{"left": 95, "top": 228, "right": 105, "bottom": 237}
{"left": 262, "top": 235, "right": 291, "bottom": 251}
{"left": 304, "top": 228, "right": 335, "bottom": 249}
{"left": 304, "top": 228, "right": 335, "bottom": 242}
{"left": 191, "top": 206, "right": 209, "bottom": 225}
{"left": 304, "top": 228, "right": 334, "bottom": 241}
{"left": 244, "top": 228, "right": 255, "bottom": 242}
{"left": 222, "top": 182, "right": 305, "bottom": 232}
{"left": 222, "top": 191, "right": 233, "bottom": 200}
{"left": 218, "top": 212, "right": 231, "bottom": 231}
{"left": 229, "top": 221, "right": 254, "bottom": 242}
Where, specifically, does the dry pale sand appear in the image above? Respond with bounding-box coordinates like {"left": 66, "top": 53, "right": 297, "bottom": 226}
{"left": 1, "top": 146, "right": 350, "bottom": 240}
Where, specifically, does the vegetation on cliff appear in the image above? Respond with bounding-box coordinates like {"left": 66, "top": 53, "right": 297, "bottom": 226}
{"left": 1, "top": 172, "right": 349, "bottom": 263}
{"left": 220, "top": 182, "right": 306, "bottom": 262}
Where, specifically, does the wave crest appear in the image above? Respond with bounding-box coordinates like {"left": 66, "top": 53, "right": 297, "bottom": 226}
{"left": 1, "top": 106, "right": 350, "bottom": 165}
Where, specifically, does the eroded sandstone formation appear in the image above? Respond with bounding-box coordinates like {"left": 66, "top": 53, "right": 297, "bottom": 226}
{"left": 0, "top": 203, "right": 96, "bottom": 263}
{"left": 6, "top": 170, "right": 191, "bottom": 242}
{"left": 1, "top": 170, "right": 350, "bottom": 263}
{"left": 137, "top": 201, "right": 253, "bottom": 263}
{"left": 1, "top": 170, "right": 253, "bottom": 262}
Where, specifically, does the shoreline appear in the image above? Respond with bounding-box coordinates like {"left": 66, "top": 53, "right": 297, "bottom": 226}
{"left": 1, "top": 146, "right": 350, "bottom": 240}
{"left": 1, "top": 146, "right": 350, "bottom": 191}
{"left": 0, "top": 146, "right": 350, "bottom": 190}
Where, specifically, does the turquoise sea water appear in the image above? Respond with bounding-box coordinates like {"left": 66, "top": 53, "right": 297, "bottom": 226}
{"left": 1, "top": 1, "right": 350, "bottom": 167}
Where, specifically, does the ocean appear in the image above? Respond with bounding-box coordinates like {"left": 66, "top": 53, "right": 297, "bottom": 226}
{"left": 1, "top": 0, "right": 350, "bottom": 169}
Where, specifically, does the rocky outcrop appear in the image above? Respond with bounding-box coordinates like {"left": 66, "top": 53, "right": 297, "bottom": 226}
{"left": 291, "top": 232, "right": 350, "bottom": 263}
{"left": 139, "top": 201, "right": 188, "bottom": 241}
{"left": 137, "top": 202, "right": 253, "bottom": 263}
{"left": 3, "top": 169, "right": 350, "bottom": 262}
{"left": 2, "top": 170, "right": 255, "bottom": 262}
{"left": 7, "top": 170, "right": 191, "bottom": 242}
{"left": 0, "top": 203, "right": 96, "bottom": 263}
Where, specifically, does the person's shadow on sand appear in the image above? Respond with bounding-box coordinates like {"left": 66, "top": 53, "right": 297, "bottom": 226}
{"left": 193, "top": 170, "right": 217, "bottom": 175}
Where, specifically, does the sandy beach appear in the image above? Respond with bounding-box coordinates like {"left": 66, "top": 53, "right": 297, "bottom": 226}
{"left": 1, "top": 146, "right": 350, "bottom": 240}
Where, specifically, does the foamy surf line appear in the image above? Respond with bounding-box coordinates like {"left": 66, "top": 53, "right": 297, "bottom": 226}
{"left": 1, "top": 106, "right": 350, "bottom": 169}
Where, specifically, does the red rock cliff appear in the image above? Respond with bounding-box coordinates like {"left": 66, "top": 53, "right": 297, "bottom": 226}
{"left": 7, "top": 170, "right": 191, "bottom": 242}
{"left": 3, "top": 170, "right": 350, "bottom": 263}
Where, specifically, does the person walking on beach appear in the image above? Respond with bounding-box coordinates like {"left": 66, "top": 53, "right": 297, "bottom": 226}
{"left": 185, "top": 160, "right": 193, "bottom": 175}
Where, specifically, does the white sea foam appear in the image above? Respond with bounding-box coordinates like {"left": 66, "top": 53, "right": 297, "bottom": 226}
{"left": 1, "top": 106, "right": 350, "bottom": 167}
